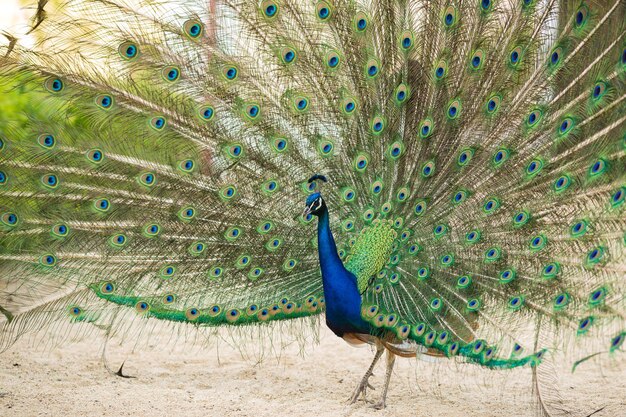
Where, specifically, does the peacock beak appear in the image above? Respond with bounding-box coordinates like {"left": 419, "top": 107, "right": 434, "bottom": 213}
{"left": 303, "top": 204, "right": 313, "bottom": 217}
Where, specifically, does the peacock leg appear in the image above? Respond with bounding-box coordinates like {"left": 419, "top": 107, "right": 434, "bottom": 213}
{"left": 349, "top": 341, "right": 384, "bottom": 404}
{"left": 371, "top": 349, "right": 396, "bottom": 410}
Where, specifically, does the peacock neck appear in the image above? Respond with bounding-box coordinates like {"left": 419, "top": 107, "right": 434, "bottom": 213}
{"left": 316, "top": 205, "right": 369, "bottom": 336}
{"left": 317, "top": 207, "right": 342, "bottom": 276}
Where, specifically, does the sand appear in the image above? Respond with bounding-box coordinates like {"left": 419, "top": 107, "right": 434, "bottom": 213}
{"left": 1, "top": 325, "right": 624, "bottom": 417}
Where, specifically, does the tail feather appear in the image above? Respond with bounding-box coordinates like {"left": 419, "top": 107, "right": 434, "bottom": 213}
{"left": 0, "top": 0, "right": 624, "bottom": 378}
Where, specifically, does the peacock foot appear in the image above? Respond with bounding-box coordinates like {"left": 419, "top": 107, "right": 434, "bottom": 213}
{"left": 114, "top": 362, "right": 136, "bottom": 379}
{"left": 349, "top": 373, "right": 376, "bottom": 404}
{"left": 370, "top": 400, "right": 386, "bottom": 410}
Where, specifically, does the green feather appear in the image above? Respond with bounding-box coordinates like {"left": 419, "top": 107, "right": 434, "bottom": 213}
{"left": 0, "top": 0, "right": 625, "bottom": 410}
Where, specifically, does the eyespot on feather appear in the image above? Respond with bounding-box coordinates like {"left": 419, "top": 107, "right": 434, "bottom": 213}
{"left": 44, "top": 77, "right": 64, "bottom": 93}
{"left": 118, "top": 41, "right": 139, "bottom": 59}
{"left": 183, "top": 19, "right": 203, "bottom": 38}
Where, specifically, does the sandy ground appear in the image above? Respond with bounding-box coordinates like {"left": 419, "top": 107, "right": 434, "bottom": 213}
{"left": 1, "top": 324, "right": 624, "bottom": 417}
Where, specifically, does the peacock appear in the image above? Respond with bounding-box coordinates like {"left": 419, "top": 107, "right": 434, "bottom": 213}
{"left": 1, "top": 0, "right": 625, "bottom": 412}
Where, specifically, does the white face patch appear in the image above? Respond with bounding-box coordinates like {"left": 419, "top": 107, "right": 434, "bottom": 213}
{"left": 310, "top": 198, "right": 323, "bottom": 212}
{"left": 305, "top": 197, "right": 323, "bottom": 215}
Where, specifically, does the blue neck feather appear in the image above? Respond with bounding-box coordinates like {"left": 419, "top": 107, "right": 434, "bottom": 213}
{"left": 316, "top": 206, "right": 370, "bottom": 337}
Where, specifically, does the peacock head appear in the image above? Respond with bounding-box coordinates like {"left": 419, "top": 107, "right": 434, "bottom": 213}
{"left": 303, "top": 192, "right": 326, "bottom": 217}
{"left": 303, "top": 174, "right": 328, "bottom": 217}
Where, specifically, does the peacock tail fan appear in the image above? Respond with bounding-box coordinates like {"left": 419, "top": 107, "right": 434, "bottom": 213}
{"left": 0, "top": 0, "right": 624, "bottom": 377}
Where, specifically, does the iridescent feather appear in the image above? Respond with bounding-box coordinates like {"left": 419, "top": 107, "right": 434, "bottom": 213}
{"left": 0, "top": 0, "right": 624, "bottom": 412}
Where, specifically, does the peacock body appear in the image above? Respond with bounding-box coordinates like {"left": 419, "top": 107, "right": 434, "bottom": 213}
{"left": 0, "top": 0, "right": 625, "bottom": 411}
